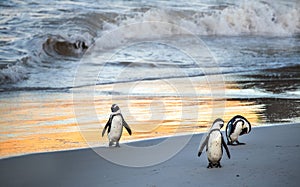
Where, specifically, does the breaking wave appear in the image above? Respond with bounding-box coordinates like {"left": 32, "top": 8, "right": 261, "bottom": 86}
{"left": 0, "top": 0, "right": 299, "bottom": 87}
{"left": 0, "top": 61, "right": 28, "bottom": 85}
{"left": 179, "top": 1, "right": 300, "bottom": 36}
{"left": 110, "top": 1, "right": 300, "bottom": 37}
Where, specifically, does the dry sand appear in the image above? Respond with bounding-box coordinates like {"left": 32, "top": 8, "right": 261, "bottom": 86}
{"left": 1, "top": 123, "right": 300, "bottom": 187}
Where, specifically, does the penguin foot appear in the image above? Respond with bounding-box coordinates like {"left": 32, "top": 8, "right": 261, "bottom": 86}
{"left": 236, "top": 141, "right": 246, "bottom": 145}
{"left": 116, "top": 142, "right": 120, "bottom": 147}
{"left": 207, "top": 162, "right": 222, "bottom": 168}
{"left": 228, "top": 141, "right": 245, "bottom": 146}
{"left": 109, "top": 142, "right": 113, "bottom": 147}
{"left": 207, "top": 163, "right": 213, "bottom": 169}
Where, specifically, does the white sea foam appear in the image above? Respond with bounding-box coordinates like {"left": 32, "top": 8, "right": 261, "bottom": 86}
{"left": 93, "top": 1, "right": 299, "bottom": 50}
{"left": 0, "top": 0, "right": 299, "bottom": 87}
{"left": 109, "top": 1, "right": 299, "bottom": 37}
{"left": 183, "top": 1, "right": 300, "bottom": 36}
{"left": 0, "top": 63, "right": 28, "bottom": 85}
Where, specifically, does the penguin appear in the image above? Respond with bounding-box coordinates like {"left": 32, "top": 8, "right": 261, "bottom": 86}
{"left": 197, "top": 118, "right": 231, "bottom": 168}
{"left": 226, "top": 115, "right": 251, "bottom": 145}
{"left": 102, "top": 104, "right": 132, "bottom": 147}
{"left": 43, "top": 36, "right": 88, "bottom": 58}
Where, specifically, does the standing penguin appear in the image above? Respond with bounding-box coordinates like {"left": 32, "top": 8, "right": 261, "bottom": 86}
{"left": 226, "top": 115, "right": 251, "bottom": 145}
{"left": 198, "top": 118, "right": 231, "bottom": 168}
{"left": 102, "top": 104, "right": 132, "bottom": 147}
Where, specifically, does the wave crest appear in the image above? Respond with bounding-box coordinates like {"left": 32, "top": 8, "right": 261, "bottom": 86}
{"left": 181, "top": 1, "right": 300, "bottom": 36}
{"left": 113, "top": 1, "right": 300, "bottom": 36}
{"left": 0, "top": 61, "right": 28, "bottom": 85}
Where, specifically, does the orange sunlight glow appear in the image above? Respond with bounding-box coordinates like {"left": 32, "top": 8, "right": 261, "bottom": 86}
{"left": 1, "top": 77, "right": 263, "bottom": 158}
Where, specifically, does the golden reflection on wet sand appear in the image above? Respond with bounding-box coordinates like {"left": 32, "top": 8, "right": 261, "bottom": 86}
{"left": 0, "top": 76, "right": 262, "bottom": 158}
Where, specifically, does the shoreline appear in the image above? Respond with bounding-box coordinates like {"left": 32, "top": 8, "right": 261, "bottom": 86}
{"left": 1, "top": 67, "right": 299, "bottom": 158}
{"left": 1, "top": 123, "right": 300, "bottom": 187}
{"left": 1, "top": 122, "right": 297, "bottom": 160}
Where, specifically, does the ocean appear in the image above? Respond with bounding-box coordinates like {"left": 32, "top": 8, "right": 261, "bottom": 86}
{"left": 0, "top": 0, "right": 299, "bottom": 158}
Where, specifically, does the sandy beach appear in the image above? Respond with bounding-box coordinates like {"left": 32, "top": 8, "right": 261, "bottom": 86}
{"left": 1, "top": 123, "right": 299, "bottom": 187}
{"left": 1, "top": 1, "right": 299, "bottom": 187}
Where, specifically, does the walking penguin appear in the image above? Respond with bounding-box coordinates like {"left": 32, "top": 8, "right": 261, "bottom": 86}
{"left": 198, "top": 118, "right": 231, "bottom": 168}
{"left": 102, "top": 104, "right": 132, "bottom": 147}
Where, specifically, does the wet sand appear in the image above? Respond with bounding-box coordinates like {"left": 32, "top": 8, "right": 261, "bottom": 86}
{"left": 1, "top": 124, "right": 300, "bottom": 187}
{"left": 1, "top": 67, "right": 299, "bottom": 158}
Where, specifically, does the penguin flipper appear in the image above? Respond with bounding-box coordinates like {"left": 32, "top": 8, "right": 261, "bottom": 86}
{"left": 198, "top": 151, "right": 202, "bottom": 157}
{"left": 102, "top": 115, "right": 112, "bottom": 137}
{"left": 121, "top": 114, "right": 132, "bottom": 135}
{"left": 225, "top": 120, "right": 232, "bottom": 143}
{"left": 198, "top": 134, "right": 209, "bottom": 157}
{"left": 222, "top": 134, "right": 231, "bottom": 159}
{"left": 228, "top": 119, "right": 236, "bottom": 135}
{"left": 124, "top": 122, "right": 132, "bottom": 135}
{"left": 101, "top": 127, "right": 107, "bottom": 137}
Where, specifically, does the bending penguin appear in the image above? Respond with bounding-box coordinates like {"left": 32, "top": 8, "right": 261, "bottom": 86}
{"left": 226, "top": 115, "right": 251, "bottom": 145}
{"left": 198, "top": 118, "right": 231, "bottom": 168}
{"left": 102, "top": 104, "right": 132, "bottom": 147}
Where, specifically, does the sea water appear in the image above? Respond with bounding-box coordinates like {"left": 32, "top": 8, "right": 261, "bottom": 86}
{"left": 0, "top": 0, "right": 299, "bottom": 158}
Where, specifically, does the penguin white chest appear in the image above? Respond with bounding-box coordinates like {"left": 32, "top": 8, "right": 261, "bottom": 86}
{"left": 108, "top": 116, "right": 123, "bottom": 141}
{"left": 230, "top": 122, "right": 243, "bottom": 142}
{"left": 207, "top": 132, "right": 222, "bottom": 162}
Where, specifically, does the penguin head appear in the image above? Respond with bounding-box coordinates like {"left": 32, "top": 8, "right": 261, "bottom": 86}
{"left": 211, "top": 118, "right": 224, "bottom": 130}
{"left": 233, "top": 115, "right": 251, "bottom": 133}
{"left": 111, "top": 104, "right": 120, "bottom": 113}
